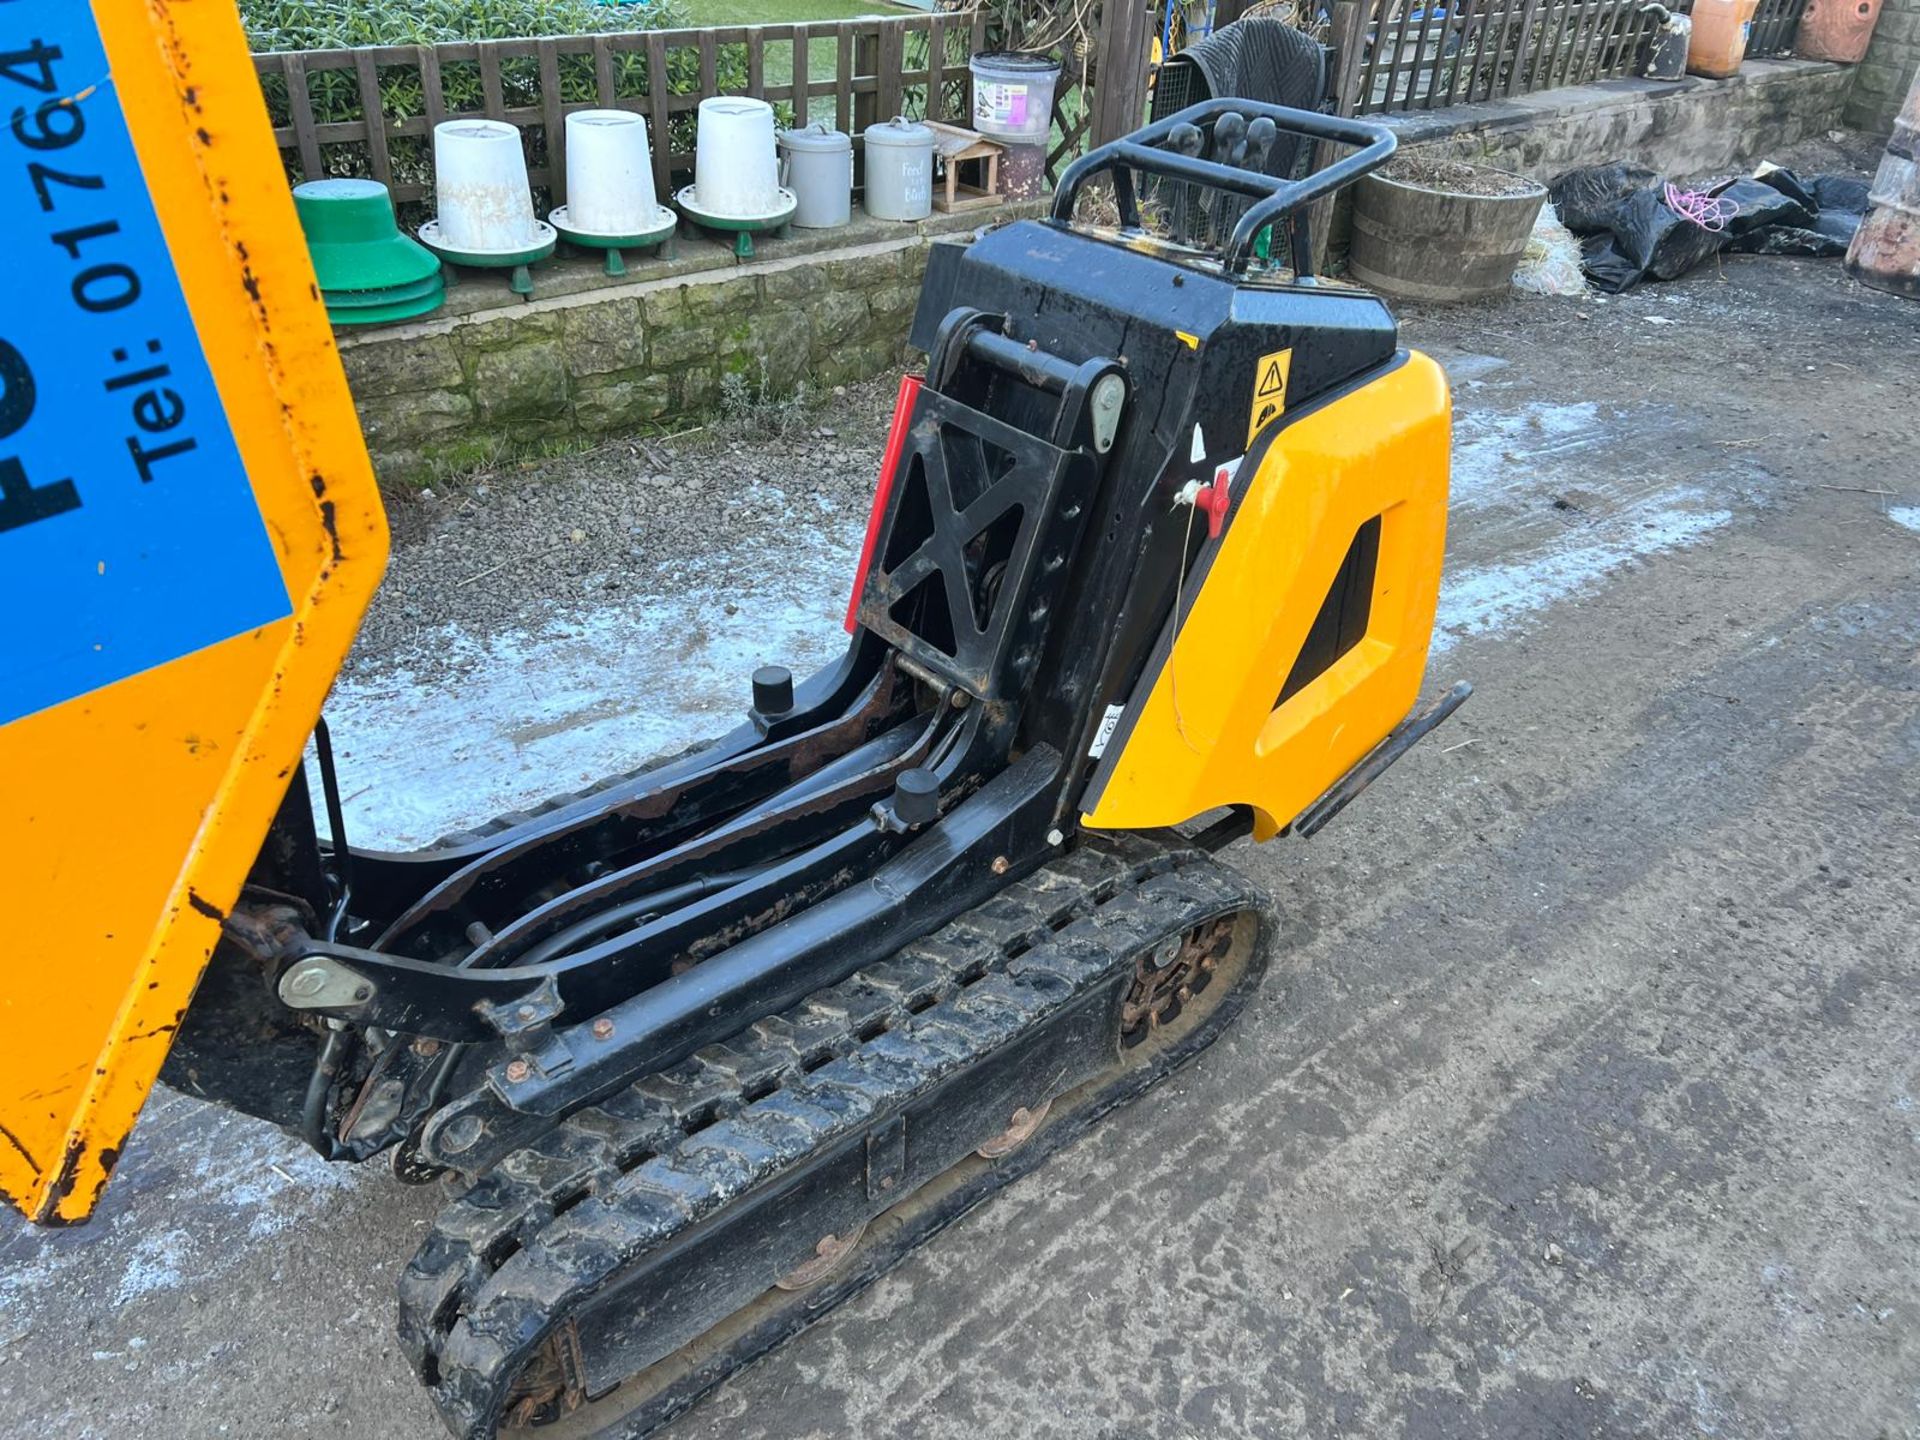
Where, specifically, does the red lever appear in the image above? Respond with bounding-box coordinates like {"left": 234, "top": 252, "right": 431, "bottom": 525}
{"left": 1199, "top": 465, "right": 1233, "bottom": 539}
{"left": 845, "top": 374, "right": 922, "bottom": 632}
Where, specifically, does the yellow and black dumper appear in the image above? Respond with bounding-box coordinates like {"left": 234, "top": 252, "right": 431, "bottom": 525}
{"left": 0, "top": 3, "right": 1464, "bottom": 1434}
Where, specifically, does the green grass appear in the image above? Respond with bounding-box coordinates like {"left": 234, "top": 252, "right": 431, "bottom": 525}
{"left": 672, "top": 0, "right": 898, "bottom": 27}
{"left": 666, "top": 0, "right": 919, "bottom": 91}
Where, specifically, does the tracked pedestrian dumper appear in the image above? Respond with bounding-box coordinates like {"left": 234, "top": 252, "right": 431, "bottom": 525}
{"left": 0, "top": 5, "right": 1463, "bottom": 1432}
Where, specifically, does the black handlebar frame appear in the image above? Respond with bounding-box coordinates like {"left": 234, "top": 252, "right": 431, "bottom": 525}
{"left": 1049, "top": 99, "right": 1398, "bottom": 278}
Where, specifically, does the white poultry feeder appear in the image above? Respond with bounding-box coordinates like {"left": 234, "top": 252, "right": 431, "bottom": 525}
{"left": 674, "top": 97, "right": 797, "bottom": 258}
{"left": 418, "top": 118, "right": 557, "bottom": 297}
{"left": 548, "top": 109, "right": 677, "bottom": 276}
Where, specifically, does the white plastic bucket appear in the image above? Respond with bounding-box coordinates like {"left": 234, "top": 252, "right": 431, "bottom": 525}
{"left": 778, "top": 124, "right": 853, "bottom": 229}
{"left": 863, "top": 117, "right": 934, "bottom": 222}
{"left": 969, "top": 53, "right": 1060, "bottom": 143}
{"left": 563, "top": 110, "right": 659, "bottom": 233}
{"left": 693, "top": 97, "right": 780, "bottom": 217}
{"left": 432, "top": 119, "right": 541, "bottom": 252}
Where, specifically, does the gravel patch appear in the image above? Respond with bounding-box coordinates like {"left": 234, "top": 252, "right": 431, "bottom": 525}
{"left": 354, "top": 377, "right": 901, "bottom": 685}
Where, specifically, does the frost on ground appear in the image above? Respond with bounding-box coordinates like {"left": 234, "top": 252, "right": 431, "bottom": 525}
{"left": 303, "top": 386, "right": 896, "bottom": 851}
{"left": 0, "top": 1090, "right": 361, "bottom": 1318}
{"left": 314, "top": 522, "right": 863, "bottom": 851}
{"left": 1432, "top": 397, "right": 1745, "bottom": 653}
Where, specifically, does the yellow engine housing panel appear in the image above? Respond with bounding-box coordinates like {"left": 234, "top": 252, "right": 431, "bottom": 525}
{"left": 0, "top": 1, "right": 387, "bottom": 1223}
{"left": 1084, "top": 353, "right": 1450, "bottom": 839}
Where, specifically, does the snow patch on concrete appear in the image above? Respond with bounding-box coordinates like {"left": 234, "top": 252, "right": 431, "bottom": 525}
{"left": 1888, "top": 506, "right": 1920, "bottom": 535}
{"left": 0, "top": 1101, "right": 365, "bottom": 1318}
{"left": 1437, "top": 399, "right": 1741, "bottom": 652}
{"left": 1451, "top": 401, "right": 1612, "bottom": 509}
{"left": 314, "top": 524, "right": 861, "bottom": 851}
{"left": 113, "top": 1230, "right": 191, "bottom": 1307}
{"left": 1434, "top": 491, "right": 1731, "bottom": 651}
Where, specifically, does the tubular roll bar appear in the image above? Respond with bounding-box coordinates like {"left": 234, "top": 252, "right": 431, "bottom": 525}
{"left": 1050, "top": 99, "right": 1398, "bottom": 277}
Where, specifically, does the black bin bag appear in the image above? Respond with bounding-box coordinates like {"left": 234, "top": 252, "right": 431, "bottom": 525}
{"left": 1711, "top": 178, "right": 1814, "bottom": 235}
{"left": 1809, "top": 174, "right": 1870, "bottom": 214}
{"left": 1725, "top": 225, "right": 1848, "bottom": 257}
{"left": 1614, "top": 188, "right": 1727, "bottom": 281}
{"left": 1548, "top": 164, "right": 1663, "bottom": 235}
{"left": 1579, "top": 232, "right": 1644, "bottom": 293}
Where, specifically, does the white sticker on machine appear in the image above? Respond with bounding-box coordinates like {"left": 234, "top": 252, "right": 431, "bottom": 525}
{"left": 1087, "top": 703, "right": 1127, "bottom": 758}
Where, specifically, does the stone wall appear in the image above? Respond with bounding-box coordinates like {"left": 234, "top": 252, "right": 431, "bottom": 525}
{"left": 338, "top": 220, "right": 984, "bottom": 486}
{"left": 339, "top": 63, "right": 1855, "bottom": 487}
{"left": 1846, "top": 0, "right": 1920, "bottom": 132}
{"left": 1383, "top": 58, "right": 1855, "bottom": 178}
{"left": 1318, "top": 58, "right": 1853, "bottom": 262}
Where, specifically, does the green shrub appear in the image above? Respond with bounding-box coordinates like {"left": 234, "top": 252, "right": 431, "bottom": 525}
{"left": 244, "top": 0, "right": 759, "bottom": 212}
{"left": 240, "top": 0, "right": 670, "bottom": 54}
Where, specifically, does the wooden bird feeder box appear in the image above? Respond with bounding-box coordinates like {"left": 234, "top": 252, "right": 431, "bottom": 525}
{"left": 926, "top": 121, "right": 1006, "bottom": 213}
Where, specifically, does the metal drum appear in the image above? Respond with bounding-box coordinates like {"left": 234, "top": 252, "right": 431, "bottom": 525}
{"left": 778, "top": 123, "right": 853, "bottom": 229}
{"left": 863, "top": 117, "right": 935, "bottom": 222}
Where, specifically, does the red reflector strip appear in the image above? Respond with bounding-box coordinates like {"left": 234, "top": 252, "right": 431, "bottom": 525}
{"left": 845, "top": 372, "right": 923, "bottom": 633}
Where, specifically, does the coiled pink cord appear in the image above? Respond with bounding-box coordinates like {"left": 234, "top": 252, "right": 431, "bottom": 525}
{"left": 1664, "top": 182, "right": 1736, "bottom": 232}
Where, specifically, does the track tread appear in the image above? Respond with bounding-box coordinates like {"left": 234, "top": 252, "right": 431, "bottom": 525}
{"left": 402, "top": 835, "right": 1263, "bottom": 1437}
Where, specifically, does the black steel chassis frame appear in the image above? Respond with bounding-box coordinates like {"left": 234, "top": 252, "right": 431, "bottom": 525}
{"left": 209, "top": 101, "right": 1454, "bottom": 1187}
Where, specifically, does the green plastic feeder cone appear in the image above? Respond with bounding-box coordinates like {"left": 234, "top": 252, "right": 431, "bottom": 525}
{"left": 294, "top": 179, "right": 443, "bottom": 293}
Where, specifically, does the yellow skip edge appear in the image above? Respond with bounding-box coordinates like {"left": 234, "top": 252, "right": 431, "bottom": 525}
{"left": 0, "top": 0, "right": 387, "bottom": 1224}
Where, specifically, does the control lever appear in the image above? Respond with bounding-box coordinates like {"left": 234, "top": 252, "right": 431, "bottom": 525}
{"left": 1206, "top": 112, "right": 1249, "bottom": 241}
{"left": 1167, "top": 122, "right": 1204, "bottom": 247}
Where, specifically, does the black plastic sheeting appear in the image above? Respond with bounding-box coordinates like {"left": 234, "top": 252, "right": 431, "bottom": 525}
{"left": 1810, "top": 174, "right": 1871, "bottom": 213}
{"left": 1546, "top": 162, "right": 1868, "bottom": 293}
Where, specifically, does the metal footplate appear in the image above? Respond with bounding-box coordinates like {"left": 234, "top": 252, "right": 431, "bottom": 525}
{"left": 399, "top": 835, "right": 1273, "bottom": 1438}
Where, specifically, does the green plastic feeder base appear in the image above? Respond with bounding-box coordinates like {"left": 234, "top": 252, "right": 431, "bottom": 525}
{"left": 295, "top": 179, "right": 442, "bottom": 293}
{"left": 417, "top": 219, "right": 557, "bottom": 298}
{"left": 673, "top": 186, "right": 797, "bottom": 259}
{"left": 324, "top": 270, "right": 446, "bottom": 310}
{"left": 548, "top": 204, "right": 678, "bottom": 275}
{"left": 326, "top": 279, "right": 447, "bottom": 326}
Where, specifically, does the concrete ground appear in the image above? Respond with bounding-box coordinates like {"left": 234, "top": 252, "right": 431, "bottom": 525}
{"left": 3, "top": 252, "right": 1917, "bottom": 1439}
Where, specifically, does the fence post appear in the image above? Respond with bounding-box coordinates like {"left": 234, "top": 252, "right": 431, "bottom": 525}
{"left": 539, "top": 39, "right": 566, "bottom": 204}
{"left": 854, "top": 27, "right": 881, "bottom": 134}
{"left": 1090, "top": 0, "right": 1153, "bottom": 148}
{"left": 1328, "top": 0, "right": 1367, "bottom": 116}
{"left": 1313, "top": 0, "right": 1369, "bottom": 273}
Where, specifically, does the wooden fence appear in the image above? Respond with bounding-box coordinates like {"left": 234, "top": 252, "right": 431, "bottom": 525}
{"left": 1329, "top": 0, "right": 1809, "bottom": 118}
{"left": 255, "top": 0, "right": 1806, "bottom": 207}
{"left": 252, "top": 12, "right": 1147, "bottom": 212}
{"left": 1745, "top": 0, "right": 1810, "bottom": 59}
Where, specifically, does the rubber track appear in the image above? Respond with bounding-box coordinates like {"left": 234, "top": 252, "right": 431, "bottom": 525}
{"left": 398, "top": 833, "right": 1257, "bottom": 1437}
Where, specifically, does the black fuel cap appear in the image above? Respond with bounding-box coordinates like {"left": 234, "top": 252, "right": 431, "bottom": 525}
{"left": 752, "top": 665, "right": 794, "bottom": 716}
{"left": 893, "top": 768, "right": 940, "bottom": 828}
